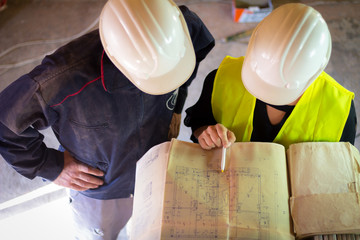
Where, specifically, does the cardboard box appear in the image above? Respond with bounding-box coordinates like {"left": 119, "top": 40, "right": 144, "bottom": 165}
{"left": 232, "top": 0, "right": 273, "bottom": 23}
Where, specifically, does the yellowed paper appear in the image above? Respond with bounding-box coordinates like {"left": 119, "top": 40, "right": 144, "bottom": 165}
{"left": 287, "top": 142, "right": 360, "bottom": 238}
{"left": 161, "top": 140, "right": 294, "bottom": 239}
{"left": 132, "top": 140, "right": 360, "bottom": 240}
{"left": 131, "top": 142, "right": 171, "bottom": 240}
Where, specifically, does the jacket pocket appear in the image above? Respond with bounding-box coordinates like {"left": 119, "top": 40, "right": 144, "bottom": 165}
{"left": 68, "top": 118, "right": 109, "bottom": 129}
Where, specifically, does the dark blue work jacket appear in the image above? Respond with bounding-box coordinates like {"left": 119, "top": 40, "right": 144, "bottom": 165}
{"left": 0, "top": 6, "right": 215, "bottom": 199}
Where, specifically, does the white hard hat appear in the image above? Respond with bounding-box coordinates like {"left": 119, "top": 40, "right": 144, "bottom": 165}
{"left": 99, "top": 0, "right": 196, "bottom": 95}
{"left": 242, "top": 3, "right": 332, "bottom": 105}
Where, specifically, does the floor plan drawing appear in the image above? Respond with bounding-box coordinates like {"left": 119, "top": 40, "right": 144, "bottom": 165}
{"left": 162, "top": 165, "right": 277, "bottom": 239}
{"left": 131, "top": 140, "right": 294, "bottom": 240}
{"left": 133, "top": 140, "right": 360, "bottom": 239}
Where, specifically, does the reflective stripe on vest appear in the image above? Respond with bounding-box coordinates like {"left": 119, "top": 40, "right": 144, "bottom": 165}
{"left": 212, "top": 56, "right": 354, "bottom": 149}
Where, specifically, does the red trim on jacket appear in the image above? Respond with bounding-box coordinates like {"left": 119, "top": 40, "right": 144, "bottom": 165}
{"left": 101, "top": 50, "right": 108, "bottom": 92}
{"left": 51, "top": 51, "right": 108, "bottom": 107}
{"left": 50, "top": 76, "right": 101, "bottom": 107}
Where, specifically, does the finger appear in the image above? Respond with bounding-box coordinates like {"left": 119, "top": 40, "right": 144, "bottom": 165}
{"left": 55, "top": 175, "right": 100, "bottom": 191}
{"left": 227, "top": 131, "right": 236, "bottom": 147}
{"left": 205, "top": 126, "right": 222, "bottom": 147}
{"left": 77, "top": 162, "right": 104, "bottom": 177}
{"left": 198, "top": 134, "right": 214, "bottom": 150}
{"left": 63, "top": 151, "right": 104, "bottom": 177}
{"left": 68, "top": 183, "right": 88, "bottom": 192}
{"left": 198, "top": 128, "right": 217, "bottom": 149}
{"left": 77, "top": 172, "right": 104, "bottom": 186}
{"left": 72, "top": 177, "right": 102, "bottom": 190}
{"left": 53, "top": 175, "right": 89, "bottom": 191}
{"left": 215, "top": 124, "right": 230, "bottom": 147}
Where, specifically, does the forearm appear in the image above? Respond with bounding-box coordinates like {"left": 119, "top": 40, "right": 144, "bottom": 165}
{"left": 0, "top": 122, "right": 64, "bottom": 181}
{"left": 184, "top": 70, "right": 218, "bottom": 142}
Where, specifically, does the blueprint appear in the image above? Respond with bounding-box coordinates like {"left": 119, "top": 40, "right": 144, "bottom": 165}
{"left": 131, "top": 139, "right": 294, "bottom": 240}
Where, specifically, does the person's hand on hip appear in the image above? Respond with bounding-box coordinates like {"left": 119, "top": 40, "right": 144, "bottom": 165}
{"left": 54, "top": 151, "right": 104, "bottom": 191}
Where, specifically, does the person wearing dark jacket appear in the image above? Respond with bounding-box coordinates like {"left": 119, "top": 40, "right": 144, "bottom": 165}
{"left": 0, "top": 0, "right": 215, "bottom": 239}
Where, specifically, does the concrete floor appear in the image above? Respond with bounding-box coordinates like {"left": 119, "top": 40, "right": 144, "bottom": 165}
{"left": 0, "top": 0, "right": 359, "bottom": 239}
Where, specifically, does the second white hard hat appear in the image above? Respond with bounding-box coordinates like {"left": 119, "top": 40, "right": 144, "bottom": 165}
{"left": 99, "top": 0, "right": 196, "bottom": 95}
{"left": 242, "top": 3, "right": 332, "bottom": 105}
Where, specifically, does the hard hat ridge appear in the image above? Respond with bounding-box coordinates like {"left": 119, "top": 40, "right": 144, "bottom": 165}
{"left": 242, "top": 3, "right": 332, "bottom": 105}
{"left": 99, "top": 0, "right": 196, "bottom": 95}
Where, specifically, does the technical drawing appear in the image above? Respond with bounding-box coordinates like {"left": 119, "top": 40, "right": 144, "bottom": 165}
{"left": 162, "top": 165, "right": 278, "bottom": 239}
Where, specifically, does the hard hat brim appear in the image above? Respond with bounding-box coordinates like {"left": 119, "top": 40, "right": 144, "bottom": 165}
{"left": 242, "top": 59, "right": 308, "bottom": 106}
{"left": 241, "top": 3, "right": 332, "bottom": 106}
{"left": 99, "top": 0, "right": 196, "bottom": 95}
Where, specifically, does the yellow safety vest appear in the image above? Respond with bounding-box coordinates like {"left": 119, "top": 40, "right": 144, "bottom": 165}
{"left": 212, "top": 56, "right": 354, "bottom": 149}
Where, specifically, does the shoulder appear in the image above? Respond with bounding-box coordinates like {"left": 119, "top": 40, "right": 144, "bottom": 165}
{"left": 30, "top": 30, "right": 102, "bottom": 83}
{"left": 179, "top": 5, "right": 198, "bottom": 22}
{"left": 22, "top": 30, "right": 104, "bottom": 105}
{"left": 179, "top": 5, "right": 215, "bottom": 54}
{"left": 40, "top": 30, "right": 103, "bottom": 73}
{"left": 179, "top": 5, "right": 210, "bottom": 36}
{"left": 317, "top": 71, "right": 354, "bottom": 97}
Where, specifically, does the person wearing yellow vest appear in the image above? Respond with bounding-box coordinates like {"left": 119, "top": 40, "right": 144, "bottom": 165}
{"left": 184, "top": 3, "right": 357, "bottom": 150}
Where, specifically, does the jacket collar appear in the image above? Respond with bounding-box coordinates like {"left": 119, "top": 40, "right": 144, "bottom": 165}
{"left": 101, "top": 50, "right": 131, "bottom": 93}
